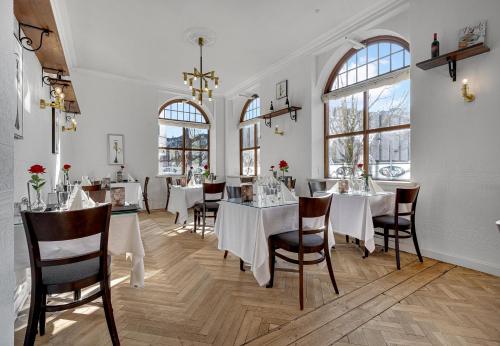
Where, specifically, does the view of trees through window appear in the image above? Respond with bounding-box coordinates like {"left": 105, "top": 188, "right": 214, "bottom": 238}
{"left": 240, "top": 98, "right": 261, "bottom": 176}
{"left": 158, "top": 101, "right": 209, "bottom": 175}
{"left": 326, "top": 38, "right": 410, "bottom": 180}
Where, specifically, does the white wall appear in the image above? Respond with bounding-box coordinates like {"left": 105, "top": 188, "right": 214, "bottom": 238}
{"left": 0, "top": 0, "right": 16, "bottom": 342}
{"left": 62, "top": 69, "right": 225, "bottom": 209}
{"left": 410, "top": 0, "right": 500, "bottom": 275}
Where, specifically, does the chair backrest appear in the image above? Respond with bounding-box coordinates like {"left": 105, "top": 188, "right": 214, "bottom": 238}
{"left": 21, "top": 204, "right": 112, "bottom": 285}
{"left": 166, "top": 177, "right": 173, "bottom": 190}
{"left": 144, "top": 176, "right": 150, "bottom": 195}
{"left": 395, "top": 186, "right": 420, "bottom": 218}
{"left": 226, "top": 186, "right": 241, "bottom": 199}
{"left": 203, "top": 182, "right": 226, "bottom": 202}
{"left": 240, "top": 177, "right": 254, "bottom": 184}
{"left": 88, "top": 190, "right": 106, "bottom": 203}
{"left": 290, "top": 179, "right": 296, "bottom": 189}
{"left": 298, "top": 195, "right": 333, "bottom": 238}
{"left": 82, "top": 184, "right": 101, "bottom": 192}
{"left": 308, "top": 181, "right": 327, "bottom": 197}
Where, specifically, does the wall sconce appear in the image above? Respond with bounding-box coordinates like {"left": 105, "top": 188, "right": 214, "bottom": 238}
{"left": 40, "top": 86, "right": 65, "bottom": 111}
{"left": 274, "top": 125, "right": 284, "bottom": 136}
{"left": 62, "top": 114, "right": 77, "bottom": 132}
{"left": 461, "top": 79, "right": 475, "bottom": 102}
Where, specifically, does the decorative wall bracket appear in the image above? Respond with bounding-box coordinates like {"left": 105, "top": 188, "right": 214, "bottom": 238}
{"left": 264, "top": 117, "right": 272, "bottom": 128}
{"left": 261, "top": 106, "right": 301, "bottom": 128}
{"left": 42, "top": 68, "right": 64, "bottom": 87}
{"left": 447, "top": 58, "right": 457, "bottom": 82}
{"left": 17, "top": 22, "right": 51, "bottom": 52}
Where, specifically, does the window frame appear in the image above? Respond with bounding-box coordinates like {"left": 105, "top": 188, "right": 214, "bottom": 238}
{"left": 158, "top": 99, "right": 210, "bottom": 175}
{"left": 323, "top": 36, "right": 410, "bottom": 179}
{"left": 239, "top": 98, "right": 260, "bottom": 176}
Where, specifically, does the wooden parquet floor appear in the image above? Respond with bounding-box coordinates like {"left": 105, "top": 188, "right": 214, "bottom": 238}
{"left": 14, "top": 210, "right": 500, "bottom": 346}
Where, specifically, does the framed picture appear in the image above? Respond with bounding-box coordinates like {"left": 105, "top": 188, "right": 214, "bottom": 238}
{"left": 276, "top": 80, "right": 288, "bottom": 100}
{"left": 52, "top": 108, "right": 61, "bottom": 154}
{"left": 110, "top": 187, "right": 125, "bottom": 207}
{"left": 108, "top": 134, "right": 124, "bottom": 165}
{"left": 458, "top": 21, "right": 486, "bottom": 49}
{"left": 14, "top": 35, "right": 23, "bottom": 139}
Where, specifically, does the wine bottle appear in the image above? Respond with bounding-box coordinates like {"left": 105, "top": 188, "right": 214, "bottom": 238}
{"left": 431, "top": 33, "right": 440, "bottom": 58}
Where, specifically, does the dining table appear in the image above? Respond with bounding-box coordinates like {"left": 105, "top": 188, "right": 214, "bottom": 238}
{"left": 215, "top": 197, "right": 335, "bottom": 286}
{"left": 167, "top": 184, "right": 204, "bottom": 224}
{"left": 110, "top": 181, "right": 144, "bottom": 209}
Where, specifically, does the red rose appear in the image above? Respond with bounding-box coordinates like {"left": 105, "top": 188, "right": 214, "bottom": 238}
{"left": 279, "top": 160, "right": 288, "bottom": 169}
{"left": 63, "top": 164, "right": 71, "bottom": 171}
{"left": 270, "top": 165, "right": 275, "bottom": 169}
{"left": 357, "top": 163, "right": 363, "bottom": 168}
{"left": 204, "top": 164, "right": 209, "bottom": 169}
{"left": 28, "top": 164, "right": 46, "bottom": 174}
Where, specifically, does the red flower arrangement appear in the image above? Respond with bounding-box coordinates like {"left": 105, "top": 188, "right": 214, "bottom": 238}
{"left": 62, "top": 164, "right": 71, "bottom": 172}
{"left": 203, "top": 164, "right": 210, "bottom": 178}
{"left": 278, "top": 160, "right": 289, "bottom": 177}
{"left": 28, "top": 164, "right": 46, "bottom": 192}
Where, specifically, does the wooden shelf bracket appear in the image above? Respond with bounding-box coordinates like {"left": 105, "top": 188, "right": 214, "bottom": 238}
{"left": 17, "top": 22, "right": 51, "bottom": 52}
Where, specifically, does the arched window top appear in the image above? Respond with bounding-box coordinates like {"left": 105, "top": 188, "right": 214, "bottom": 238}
{"left": 240, "top": 97, "right": 260, "bottom": 122}
{"left": 327, "top": 36, "right": 410, "bottom": 92}
{"left": 159, "top": 99, "right": 209, "bottom": 124}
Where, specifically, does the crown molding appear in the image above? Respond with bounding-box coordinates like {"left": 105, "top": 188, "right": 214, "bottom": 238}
{"left": 224, "top": 0, "right": 409, "bottom": 98}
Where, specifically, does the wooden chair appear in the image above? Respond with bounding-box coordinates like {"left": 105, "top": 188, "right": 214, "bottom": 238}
{"left": 21, "top": 204, "right": 119, "bottom": 345}
{"left": 290, "top": 179, "right": 296, "bottom": 190}
{"left": 193, "top": 182, "right": 226, "bottom": 239}
{"left": 165, "top": 177, "right": 173, "bottom": 210}
{"left": 143, "top": 177, "right": 151, "bottom": 214}
{"left": 308, "top": 181, "right": 327, "bottom": 197}
{"left": 373, "top": 186, "right": 422, "bottom": 270}
{"left": 267, "top": 195, "right": 339, "bottom": 310}
{"left": 82, "top": 184, "right": 101, "bottom": 192}
{"left": 240, "top": 177, "right": 254, "bottom": 184}
{"left": 89, "top": 190, "right": 106, "bottom": 203}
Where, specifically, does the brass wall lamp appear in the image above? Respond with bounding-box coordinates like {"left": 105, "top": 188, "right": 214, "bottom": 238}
{"left": 461, "top": 79, "right": 475, "bottom": 102}
{"left": 62, "top": 114, "right": 77, "bottom": 132}
{"left": 40, "top": 86, "right": 65, "bottom": 111}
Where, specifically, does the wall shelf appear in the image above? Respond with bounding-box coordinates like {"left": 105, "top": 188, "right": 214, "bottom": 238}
{"left": 260, "top": 106, "right": 301, "bottom": 128}
{"left": 415, "top": 43, "right": 490, "bottom": 81}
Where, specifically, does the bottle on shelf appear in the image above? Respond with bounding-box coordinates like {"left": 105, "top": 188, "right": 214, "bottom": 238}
{"left": 431, "top": 33, "right": 440, "bottom": 58}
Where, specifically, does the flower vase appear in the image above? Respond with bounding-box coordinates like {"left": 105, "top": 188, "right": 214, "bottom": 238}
{"left": 116, "top": 170, "right": 123, "bottom": 182}
{"left": 364, "top": 176, "right": 370, "bottom": 193}
{"left": 272, "top": 171, "right": 277, "bottom": 179}
{"left": 31, "top": 190, "right": 46, "bottom": 212}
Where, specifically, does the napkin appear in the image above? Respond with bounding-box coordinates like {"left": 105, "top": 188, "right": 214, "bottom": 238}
{"left": 81, "top": 176, "right": 92, "bottom": 186}
{"left": 127, "top": 174, "right": 136, "bottom": 182}
{"left": 280, "top": 182, "right": 298, "bottom": 202}
{"left": 81, "top": 190, "right": 96, "bottom": 208}
{"left": 68, "top": 185, "right": 83, "bottom": 210}
{"left": 368, "top": 177, "right": 385, "bottom": 193}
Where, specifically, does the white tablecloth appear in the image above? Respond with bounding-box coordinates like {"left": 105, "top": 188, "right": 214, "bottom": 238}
{"left": 14, "top": 212, "right": 145, "bottom": 288}
{"left": 167, "top": 185, "right": 203, "bottom": 224}
{"left": 329, "top": 192, "right": 394, "bottom": 252}
{"left": 110, "top": 182, "right": 143, "bottom": 209}
{"left": 215, "top": 201, "right": 335, "bottom": 286}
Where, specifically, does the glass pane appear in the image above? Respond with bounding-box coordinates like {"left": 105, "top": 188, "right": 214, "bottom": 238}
{"left": 347, "top": 55, "right": 356, "bottom": 70}
{"left": 337, "top": 73, "right": 347, "bottom": 89}
{"left": 339, "top": 63, "right": 347, "bottom": 74}
{"left": 367, "top": 44, "right": 378, "bottom": 62}
{"left": 347, "top": 69, "right": 356, "bottom": 85}
{"left": 404, "top": 50, "right": 411, "bottom": 66}
{"left": 357, "top": 65, "right": 367, "bottom": 82}
{"left": 369, "top": 129, "right": 410, "bottom": 180}
{"left": 328, "top": 92, "right": 364, "bottom": 135}
{"left": 242, "top": 150, "right": 255, "bottom": 176}
{"left": 158, "top": 149, "right": 183, "bottom": 175}
{"left": 185, "top": 127, "right": 208, "bottom": 149}
{"left": 159, "top": 125, "right": 183, "bottom": 148}
{"left": 256, "top": 148, "right": 261, "bottom": 176}
{"left": 357, "top": 48, "right": 367, "bottom": 65}
{"left": 185, "top": 150, "right": 208, "bottom": 174}
{"left": 379, "top": 56, "right": 390, "bottom": 75}
{"left": 369, "top": 79, "right": 410, "bottom": 129}
{"left": 242, "top": 125, "right": 255, "bottom": 149}
{"left": 379, "top": 42, "right": 390, "bottom": 57}
{"left": 367, "top": 61, "right": 378, "bottom": 79}
{"left": 327, "top": 135, "right": 363, "bottom": 178}
{"left": 391, "top": 50, "right": 404, "bottom": 70}
{"left": 256, "top": 123, "right": 260, "bottom": 146}
{"left": 391, "top": 43, "right": 403, "bottom": 53}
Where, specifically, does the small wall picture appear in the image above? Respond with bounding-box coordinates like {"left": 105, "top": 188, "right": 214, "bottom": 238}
{"left": 110, "top": 187, "right": 125, "bottom": 207}
{"left": 276, "top": 80, "right": 288, "bottom": 100}
{"left": 458, "top": 21, "right": 486, "bottom": 49}
{"left": 14, "top": 34, "right": 23, "bottom": 139}
{"left": 108, "top": 134, "right": 124, "bottom": 165}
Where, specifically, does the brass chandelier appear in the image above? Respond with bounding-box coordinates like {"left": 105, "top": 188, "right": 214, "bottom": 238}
{"left": 183, "top": 37, "right": 219, "bottom": 105}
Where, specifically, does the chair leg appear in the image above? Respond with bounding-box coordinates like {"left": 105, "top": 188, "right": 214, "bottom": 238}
{"left": 384, "top": 227, "right": 389, "bottom": 252}
{"left": 24, "top": 288, "right": 42, "bottom": 345}
{"left": 101, "top": 279, "right": 120, "bottom": 346}
{"left": 201, "top": 209, "right": 206, "bottom": 239}
{"left": 240, "top": 258, "right": 245, "bottom": 272}
{"left": 165, "top": 192, "right": 170, "bottom": 210}
{"left": 174, "top": 212, "right": 179, "bottom": 224}
{"left": 345, "top": 235, "right": 349, "bottom": 243}
{"left": 193, "top": 210, "right": 197, "bottom": 233}
{"left": 324, "top": 246, "right": 339, "bottom": 295}
{"left": 395, "top": 228, "right": 401, "bottom": 270}
{"left": 39, "top": 293, "right": 46, "bottom": 336}
{"left": 266, "top": 239, "right": 275, "bottom": 288}
{"left": 223, "top": 250, "right": 228, "bottom": 259}
{"left": 411, "top": 224, "right": 423, "bottom": 263}
{"left": 144, "top": 195, "right": 150, "bottom": 214}
{"left": 299, "top": 251, "right": 304, "bottom": 310}
{"left": 74, "top": 289, "right": 81, "bottom": 301}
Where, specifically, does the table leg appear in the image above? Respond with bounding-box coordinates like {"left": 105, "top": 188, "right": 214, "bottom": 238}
{"left": 174, "top": 212, "right": 179, "bottom": 224}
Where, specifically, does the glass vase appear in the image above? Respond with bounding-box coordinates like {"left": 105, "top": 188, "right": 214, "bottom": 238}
{"left": 31, "top": 190, "right": 46, "bottom": 212}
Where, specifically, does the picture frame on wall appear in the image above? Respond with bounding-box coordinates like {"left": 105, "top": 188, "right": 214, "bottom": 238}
{"left": 14, "top": 34, "right": 23, "bottom": 140}
{"left": 276, "top": 80, "right": 288, "bottom": 100}
{"left": 108, "top": 134, "right": 124, "bottom": 165}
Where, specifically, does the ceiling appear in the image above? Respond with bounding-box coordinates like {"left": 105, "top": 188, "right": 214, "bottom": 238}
{"left": 63, "top": 0, "right": 386, "bottom": 94}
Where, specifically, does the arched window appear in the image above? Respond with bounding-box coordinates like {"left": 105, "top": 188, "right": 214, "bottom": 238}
{"left": 240, "top": 97, "right": 260, "bottom": 176}
{"left": 158, "top": 99, "right": 210, "bottom": 175}
{"left": 323, "top": 36, "right": 411, "bottom": 180}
